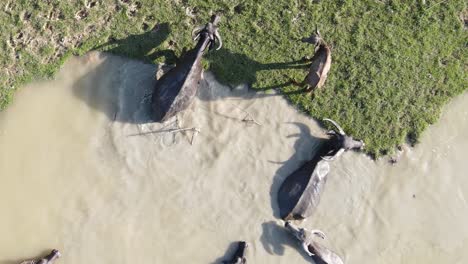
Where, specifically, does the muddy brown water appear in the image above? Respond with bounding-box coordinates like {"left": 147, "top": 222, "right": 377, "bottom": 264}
{"left": 0, "top": 52, "right": 467, "bottom": 264}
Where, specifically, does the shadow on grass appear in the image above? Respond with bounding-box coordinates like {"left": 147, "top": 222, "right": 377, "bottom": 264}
{"left": 94, "top": 22, "right": 177, "bottom": 64}
{"left": 207, "top": 48, "right": 310, "bottom": 91}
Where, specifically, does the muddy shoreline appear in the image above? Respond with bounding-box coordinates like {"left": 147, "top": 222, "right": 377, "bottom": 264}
{"left": 0, "top": 53, "right": 467, "bottom": 264}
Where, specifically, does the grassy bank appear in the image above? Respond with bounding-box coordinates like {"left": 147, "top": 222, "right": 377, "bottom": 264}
{"left": 1, "top": 0, "right": 466, "bottom": 157}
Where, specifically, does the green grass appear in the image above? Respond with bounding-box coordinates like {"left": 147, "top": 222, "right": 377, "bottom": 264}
{"left": 0, "top": 0, "right": 466, "bottom": 157}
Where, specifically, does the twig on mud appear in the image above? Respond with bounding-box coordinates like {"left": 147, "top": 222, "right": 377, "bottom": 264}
{"left": 189, "top": 128, "right": 200, "bottom": 145}
{"left": 171, "top": 127, "right": 201, "bottom": 134}
{"left": 128, "top": 127, "right": 200, "bottom": 135}
{"left": 228, "top": 102, "right": 262, "bottom": 126}
{"left": 173, "top": 116, "right": 200, "bottom": 144}
{"left": 160, "top": 127, "right": 201, "bottom": 145}
{"left": 127, "top": 127, "right": 201, "bottom": 145}
{"left": 241, "top": 112, "right": 262, "bottom": 126}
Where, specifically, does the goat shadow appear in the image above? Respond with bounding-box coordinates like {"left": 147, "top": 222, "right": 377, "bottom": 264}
{"left": 206, "top": 48, "right": 312, "bottom": 92}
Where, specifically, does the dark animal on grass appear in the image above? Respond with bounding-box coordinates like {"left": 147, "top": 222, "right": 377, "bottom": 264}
{"left": 277, "top": 118, "right": 364, "bottom": 220}
{"left": 222, "top": 241, "right": 248, "bottom": 264}
{"left": 151, "top": 15, "right": 222, "bottom": 122}
{"left": 20, "top": 249, "right": 61, "bottom": 264}
{"left": 290, "top": 28, "right": 331, "bottom": 94}
{"left": 285, "top": 221, "right": 344, "bottom": 264}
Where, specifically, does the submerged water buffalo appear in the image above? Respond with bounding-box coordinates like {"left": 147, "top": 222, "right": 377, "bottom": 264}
{"left": 290, "top": 28, "right": 332, "bottom": 94}
{"left": 285, "top": 221, "right": 344, "bottom": 264}
{"left": 20, "top": 249, "right": 61, "bottom": 264}
{"left": 222, "top": 241, "right": 248, "bottom": 264}
{"left": 320, "top": 118, "right": 365, "bottom": 160}
{"left": 277, "top": 119, "right": 363, "bottom": 220}
{"left": 151, "top": 15, "right": 222, "bottom": 122}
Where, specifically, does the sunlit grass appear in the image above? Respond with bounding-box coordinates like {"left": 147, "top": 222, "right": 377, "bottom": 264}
{"left": 0, "top": 0, "right": 466, "bottom": 157}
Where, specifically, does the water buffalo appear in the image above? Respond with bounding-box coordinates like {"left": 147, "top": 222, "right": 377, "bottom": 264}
{"left": 151, "top": 14, "right": 222, "bottom": 122}
{"left": 320, "top": 118, "right": 364, "bottom": 161}
{"left": 277, "top": 119, "right": 363, "bottom": 220}
{"left": 285, "top": 221, "right": 344, "bottom": 264}
{"left": 20, "top": 249, "right": 61, "bottom": 264}
{"left": 222, "top": 241, "right": 248, "bottom": 264}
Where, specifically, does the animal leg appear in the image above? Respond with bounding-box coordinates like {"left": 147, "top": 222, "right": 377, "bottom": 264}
{"left": 290, "top": 79, "right": 303, "bottom": 87}
{"left": 289, "top": 80, "right": 316, "bottom": 95}
{"left": 303, "top": 85, "right": 315, "bottom": 93}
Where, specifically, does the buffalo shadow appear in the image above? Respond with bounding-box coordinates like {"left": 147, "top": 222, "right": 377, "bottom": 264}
{"left": 260, "top": 221, "right": 318, "bottom": 263}
{"left": 94, "top": 22, "right": 176, "bottom": 64}
{"left": 71, "top": 53, "right": 159, "bottom": 124}
{"left": 210, "top": 241, "right": 242, "bottom": 264}
{"left": 72, "top": 23, "right": 174, "bottom": 124}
